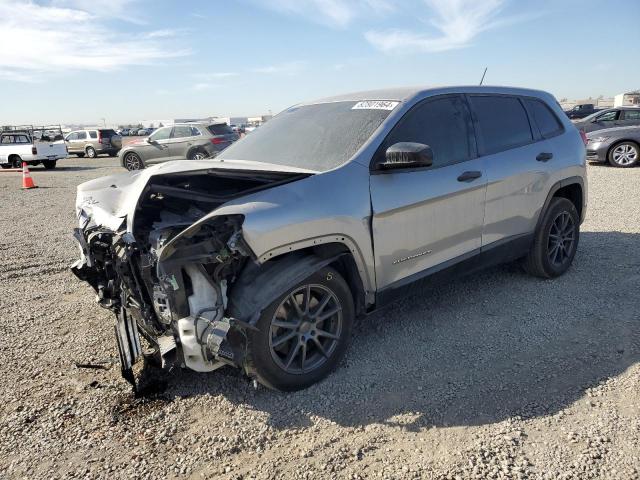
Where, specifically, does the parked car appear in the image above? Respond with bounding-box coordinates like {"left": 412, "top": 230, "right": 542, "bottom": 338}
{"left": 564, "top": 103, "right": 602, "bottom": 120}
{"left": 65, "top": 129, "right": 122, "bottom": 158}
{"left": 0, "top": 125, "right": 67, "bottom": 169}
{"left": 574, "top": 106, "right": 640, "bottom": 133}
{"left": 135, "top": 128, "right": 149, "bottom": 136}
{"left": 118, "top": 122, "right": 239, "bottom": 170}
{"left": 72, "top": 86, "right": 586, "bottom": 392}
{"left": 586, "top": 125, "right": 640, "bottom": 167}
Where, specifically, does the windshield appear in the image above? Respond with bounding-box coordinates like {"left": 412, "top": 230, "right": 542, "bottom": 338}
{"left": 217, "top": 101, "right": 395, "bottom": 171}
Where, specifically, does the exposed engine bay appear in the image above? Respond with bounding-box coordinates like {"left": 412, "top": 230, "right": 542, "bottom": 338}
{"left": 71, "top": 167, "right": 308, "bottom": 391}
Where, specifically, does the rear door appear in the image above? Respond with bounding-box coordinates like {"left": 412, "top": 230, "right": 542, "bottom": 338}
{"left": 370, "top": 94, "right": 486, "bottom": 289}
{"left": 470, "top": 95, "right": 561, "bottom": 245}
{"left": 167, "top": 125, "right": 198, "bottom": 159}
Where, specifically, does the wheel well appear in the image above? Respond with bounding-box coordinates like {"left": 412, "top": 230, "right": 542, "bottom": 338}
{"left": 553, "top": 183, "right": 583, "bottom": 220}
{"left": 8, "top": 154, "right": 21, "bottom": 161}
{"left": 249, "top": 243, "right": 367, "bottom": 317}
{"left": 187, "top": 146, "right": 206, "bottom": 158}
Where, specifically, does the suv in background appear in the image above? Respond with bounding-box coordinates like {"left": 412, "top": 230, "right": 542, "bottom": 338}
{"left": 574, "top": 106, "right": 640, "bottom": 133}
{"left": 564, "top": 103, "right": 601, "bottom": 119}
{"left": 65, "top": 129, "right": 122, "bottom": 158}
{"left": 72, "top": 86, "right": 586, "bottom": 392}
{"left": 118, "top": 122, "right": 239, "bottom": 170}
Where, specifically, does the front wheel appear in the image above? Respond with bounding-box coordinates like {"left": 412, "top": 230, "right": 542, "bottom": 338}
{"left": 523, "top": 197, "right": 580, "bottom": 278}
{"left": 85, "top": 146, "right": 97, "bottom": 158}
{"left": 244, "top": 267, "right": 354, "bottom": 391}
{"left": 123, "top": 152, "right": 144, "bottom": 171}
{"left": 608, "top": 142, "right": 639, "bottom": 168}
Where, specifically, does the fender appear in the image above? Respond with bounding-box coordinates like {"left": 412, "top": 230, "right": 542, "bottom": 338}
{"left": 227, "top": 252, "right": 345, "bottom": 325}
{"left": 535, "top": 176, "right": 586, "bottom": 232}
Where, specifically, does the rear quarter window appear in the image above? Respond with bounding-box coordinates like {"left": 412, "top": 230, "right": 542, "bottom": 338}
{"left": 207, "top": 124, "right": 234, "bottom": 135}
{"left": 469, "top": 95, "right": 533, "bottom": 155}
{"left": 89, "top": 131, "right": 97, "bottom": 139}
{"left": 525, "top": 99, "right": 563, "bottom": 138}
{"left": 100, "top": 129, "right": 117, "bottom": 137}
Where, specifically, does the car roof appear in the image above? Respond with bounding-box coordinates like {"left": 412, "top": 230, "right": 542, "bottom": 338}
{"left": 303, "top": 85, "right": 555, "bottom": 105}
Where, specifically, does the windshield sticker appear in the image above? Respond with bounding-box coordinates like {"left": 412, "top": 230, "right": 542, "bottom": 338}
{"left": 352, "top": 100, "right": 399, "bottom": 111}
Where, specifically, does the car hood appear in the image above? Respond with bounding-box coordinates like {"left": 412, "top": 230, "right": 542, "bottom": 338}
{"left": 76, "top": 159, "right": 316, "bottom": 232}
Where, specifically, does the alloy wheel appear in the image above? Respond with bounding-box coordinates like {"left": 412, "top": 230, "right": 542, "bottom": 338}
{"left": 547, "top": 211, "right": 575, "bottom": 267}
{"left": 269, "top": 284, "right": 343, "bottom": 375}
{"left": 192, "top": 151, "right": 206, "bottom": 160}
{"left": 124, "top": 153, "right": 142, "bottom": 170}
{"left": 612, "top": 144, "right": 638, "bottom": 166}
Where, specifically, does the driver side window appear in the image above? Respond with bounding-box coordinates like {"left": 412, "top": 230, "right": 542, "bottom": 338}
{"left": 379, "top": 95, "right": 473, "bottom": 169}
{"left": 150, "top": 127, "right": 171, "bottom": 141}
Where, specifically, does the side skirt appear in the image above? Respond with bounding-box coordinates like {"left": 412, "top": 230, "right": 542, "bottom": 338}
{"left": 374, "top": 233, "right": 533, "bottom": 308}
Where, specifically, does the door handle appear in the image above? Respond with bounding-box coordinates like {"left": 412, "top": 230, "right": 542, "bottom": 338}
{"left": 536, "top": 152, "right": 553, "bottom": 162}
{"left": 457, "top": 171, "right": 482, "bottom": 182}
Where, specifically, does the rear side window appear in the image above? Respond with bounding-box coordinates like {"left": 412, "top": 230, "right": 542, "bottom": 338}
{"left": 381, "top": 95, "right": 473, "bottom": 168}
{"left": 469, "top": 96, "right": 533, "bottom": 154}
{"left": 207, "top": 124, "right": 234, "bottom": 135}
{"left": 89, "top": 131, "right": 97, "bottom": 139}
{"left": 624, "top": 110, "right": 640, "bottom": 120}
{"left": 525, "top": 99, "right": 563, "bottom": 138}
{"left": 172, "top": 126, "right": 195, "bottom": 138}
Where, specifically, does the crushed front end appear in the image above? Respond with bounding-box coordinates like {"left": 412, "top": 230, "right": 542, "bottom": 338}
{"left": 70, "top": 165, "right": 303, "bottom": 391}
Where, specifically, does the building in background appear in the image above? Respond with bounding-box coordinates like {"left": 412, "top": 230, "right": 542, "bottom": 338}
{"left": 559, "top": 96, "right": 614, "bottom": 110}
{"left": 614, "top": 91, "right": 640, "bottom": 107}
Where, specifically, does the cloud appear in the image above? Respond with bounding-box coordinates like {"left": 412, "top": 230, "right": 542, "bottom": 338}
{"left": 252, "top": 61, "right": 306, "bottom": 75}
{"left": 365, "top": 0, "right": 534, "bottom": 53}
{"left": 192, "top": 72, "right": 240, "bottom": 80}
{"left": 0, "top": 0, "right": 190, "bottom": 82}
{"left": 252, "top": 0, "right": 395, "bottom": 28}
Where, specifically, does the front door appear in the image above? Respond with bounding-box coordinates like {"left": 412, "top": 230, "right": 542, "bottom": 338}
{"left": 370, "top": 94, "right": 487, "bottom": 290}
{"left": 141, "top": 126, "right": 172, "bottom": 164}
{"left": 167, "top": 125, "right": 198, "bottom": 159}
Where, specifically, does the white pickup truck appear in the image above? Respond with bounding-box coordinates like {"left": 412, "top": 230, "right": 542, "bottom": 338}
{"left": 0, "top": 125, "right": 68, "bottom": 169}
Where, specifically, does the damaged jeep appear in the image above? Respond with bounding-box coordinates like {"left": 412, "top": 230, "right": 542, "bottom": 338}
{"left": 72, "top": 86, "right": 587, "bottom": 391}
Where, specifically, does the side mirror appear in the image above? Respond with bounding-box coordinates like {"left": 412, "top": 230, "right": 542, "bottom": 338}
{"left": 378, "top": 142, "right": 433, "bottom": 170}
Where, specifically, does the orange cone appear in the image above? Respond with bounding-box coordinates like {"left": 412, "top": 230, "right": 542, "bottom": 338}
{"left": 22, "top": 162, "right": 38, "bottom": 189}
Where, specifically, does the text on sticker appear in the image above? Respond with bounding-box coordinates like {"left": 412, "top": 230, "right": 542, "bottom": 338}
{"left": 352, "top": 101, "right": 399, "bottom": 111}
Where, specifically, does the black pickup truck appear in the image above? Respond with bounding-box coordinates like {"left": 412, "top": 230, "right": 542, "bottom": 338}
{"left": 564, "top": 103, "right": 602, "bottom": 120}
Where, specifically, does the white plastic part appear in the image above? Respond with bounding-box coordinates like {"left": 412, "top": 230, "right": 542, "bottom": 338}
{"left": 177, "top": 265, "right": 223, "bottom": 372}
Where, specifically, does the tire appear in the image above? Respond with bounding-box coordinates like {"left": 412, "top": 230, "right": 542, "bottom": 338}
{"left": 85, "top": 146, "right": 97, "bottom": 159}
{"left": 42, "top": 160, "right": 56, "bottom": 170}
{"left": 608, "top": 141, "right": 639, "bottom": 168}
{"left": 523, "top": 197, "right": 580, "bottom": 278}
{"left": 187, "top": 149, "right": 208, "bottom": 160}
{"left": 108, "top": 152, "right": 117, "bottom": 157}
{"left": 76, "top": 153, "right": 85, "bottom": 158}
{"left": 123, "top": 152, "right": 144, "bottom": 171}
{"left": 244, "top": 267, "right": 354, "bottom": 391}
{"left": 9, "top": 156, "right": 22, "bottom": 168}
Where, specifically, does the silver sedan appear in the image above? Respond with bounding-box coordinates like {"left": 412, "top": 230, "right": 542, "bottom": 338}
{"left": 586, "top": 126, "right": 640, "bottom": 168}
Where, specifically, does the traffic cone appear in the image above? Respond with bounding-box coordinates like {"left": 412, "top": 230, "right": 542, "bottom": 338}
{"left": 22, "top": 162, "right": 38, "bottom": 189}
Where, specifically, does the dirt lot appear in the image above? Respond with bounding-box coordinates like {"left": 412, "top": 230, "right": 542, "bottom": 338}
{"left": 0, "top": 157, "right": 638, "bottom": 480}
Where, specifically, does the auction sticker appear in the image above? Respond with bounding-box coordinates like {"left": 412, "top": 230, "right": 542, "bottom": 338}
{"left": 352, "top": 100, "right": 399, "bottom": 111}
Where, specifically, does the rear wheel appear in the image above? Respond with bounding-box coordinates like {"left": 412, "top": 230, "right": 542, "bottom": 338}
{"left": 123, "top": 152, "right": 144, "bottom": 171}
{"left": 85, "top": 146, "right": 97, "bottom": 158}
{"left": 187, "top": 149, "right": 208, "bottom": 160}
{"left": 523, "top": 197, "right": 579, "bottom": 278}
{"left": 9, "top": 156, "right": 22, "bottom": 168}
{"left": 608, "top": 141, "right": 639, "bottom": 168}
{"left": 244, "top": 267, "right": 354, "bottom": 391}
{"left": 42, "top": 160, "right": 56, "bottom": 170}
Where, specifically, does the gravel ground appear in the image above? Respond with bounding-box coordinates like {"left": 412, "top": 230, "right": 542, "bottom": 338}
{"left": 0, "top": 157, "right": 638, "bottom": 480}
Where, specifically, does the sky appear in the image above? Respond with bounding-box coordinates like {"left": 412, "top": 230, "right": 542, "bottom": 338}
{"left": 0, "top": 0, "right": 638, "bottom": 125}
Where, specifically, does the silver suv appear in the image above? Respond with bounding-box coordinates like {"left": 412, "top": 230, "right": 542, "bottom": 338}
{"left": 119, "top": 122, "right": 239, "bottom": 170}
{"left": 65, "top": 129, "right": 122, "bottom": 158}
{"left": 71, "top": 86, "right": 587, "bottom": 392}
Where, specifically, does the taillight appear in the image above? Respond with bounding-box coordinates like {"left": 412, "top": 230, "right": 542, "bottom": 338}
{"left": 98, "top": 131, "right": 103, "bottom": 143}
{"left": 579, "top": 130, "right": 588, "bottom": 146}
{"left": 211, "top": 137, "right": 226, "bottom": 145}
{"left": 31, "top": 146, "right": 37, "bottom": 155}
